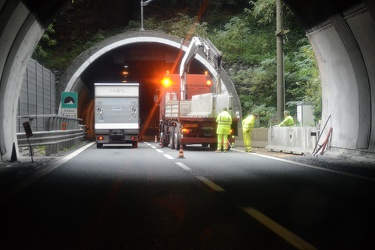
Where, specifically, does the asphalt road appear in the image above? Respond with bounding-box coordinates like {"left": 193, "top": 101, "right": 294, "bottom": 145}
{"left": 1, "top": 141, "right": 375, "bottom": 249}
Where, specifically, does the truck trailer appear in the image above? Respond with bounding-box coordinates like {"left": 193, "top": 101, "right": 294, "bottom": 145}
{"left": 94, "top": 83, "right": 139, "bottom": 148}
{"left": 158, "top": 73, "right": 238, "bottom": 150}
{"left": 158, "top": 36, "right": 238, "bottom": 150}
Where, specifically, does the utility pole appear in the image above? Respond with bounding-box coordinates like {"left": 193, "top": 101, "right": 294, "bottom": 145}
{"left": 276, "top": 0, "right": 284, "bottom": 122}
{"left": 140, "top": 0, "right": 154, "bottom": 31}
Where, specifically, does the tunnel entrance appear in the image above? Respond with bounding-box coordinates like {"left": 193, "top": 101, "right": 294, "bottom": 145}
{"left": 57, "top": 31, "right": 241, "bottom": 142}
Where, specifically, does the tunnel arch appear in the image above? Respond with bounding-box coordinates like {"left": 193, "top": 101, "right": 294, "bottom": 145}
{"left": 1, "top": 0, "right": 375, "bottom": 161}
{"left": 58, "top": 30, "right": 242, "bottom": 139}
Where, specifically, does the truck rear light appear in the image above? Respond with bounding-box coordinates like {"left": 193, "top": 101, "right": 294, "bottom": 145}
{"left": 182, "top": 128, "right": 189, "bottom": 134}
{"left": 97, "top": 136, "right": 104, "bottom": 140}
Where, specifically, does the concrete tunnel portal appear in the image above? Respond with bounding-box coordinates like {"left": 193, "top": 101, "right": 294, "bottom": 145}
{"left": 1, "top": 0, "right": 375, "bottom": 161}
{"left": 58, "top": 30, "right": 242, "bottom": 140}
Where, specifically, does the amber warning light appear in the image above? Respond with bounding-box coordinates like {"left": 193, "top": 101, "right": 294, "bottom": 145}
{"left": 162, "top": 71, "right": 172, "bottom": 87}
{"left": 205, "top": 71, "right": 212, "bottom": 86}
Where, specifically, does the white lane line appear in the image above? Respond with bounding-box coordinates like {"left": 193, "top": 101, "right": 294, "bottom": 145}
{"left": 196, "top": 176, "right": 225, "bottom": 192}
{"left": 234, "top": 148, "right": 375, "bottom": 182}
{"left": 254, "top": 153, "right": 375, "bottom": 182}
{"left": 144, "top": 142, "right": 151, "bottom": 146}
{"left": 175, "top": 162, "right": 191, "bottom": 171}
{"left": 151, "top": 146, "right": 156, "bottom": 149}
{"left": 164, "top": 154, "right": 174, "bottom": 159}
{"left": 242, "top": 207, "right": 317, "bottom": 250}
{"left": 0, "top": 142, "right": 95, "bottom": 206}
{"left": 156, "top": 149, "right": 163, "bottom": 153}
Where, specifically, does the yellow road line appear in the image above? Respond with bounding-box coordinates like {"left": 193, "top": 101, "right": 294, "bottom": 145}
{"left": 196, "top": 176, "right": 225, "bottom": 192}
{"left": 242, "top": 206, "right": 317, "bottom": 250}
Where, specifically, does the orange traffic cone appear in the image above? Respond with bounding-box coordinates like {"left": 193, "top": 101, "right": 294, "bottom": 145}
{"left": 178, "top": 144, "right": 185, "bottom": 159}
{"left": 154, "top": 135, "right": 158, "bottom": 143}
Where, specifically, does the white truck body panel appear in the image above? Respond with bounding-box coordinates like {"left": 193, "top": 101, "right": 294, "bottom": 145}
{"left": 94, "top": 83, "right": 139, "bottom": 147}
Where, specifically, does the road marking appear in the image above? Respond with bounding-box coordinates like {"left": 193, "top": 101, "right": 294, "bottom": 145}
{"left": 0, "top": 142, "right": 95, "bottom": 206}
{"left": 151, "top": 146, "right": 156, "bottom": 149}
{"left": 156, "top": 149, "right": 163, "bottom": 153}
{"left": 163, "top": 154, "right": 174, "bottom": 159}
{"left": 234, "top": 149, "right": 375, "bottom": 182}
{"left": 196, "top": 176, "right": 225, "bottom": 192}
{"left": 242, "top": 207, "right": 317, "bottom": 250}
{"left": 172, "top": 153, "right": 316, "bottom": 249}
{"left": 175, "top": 162, "right": 191, "bottom": 171}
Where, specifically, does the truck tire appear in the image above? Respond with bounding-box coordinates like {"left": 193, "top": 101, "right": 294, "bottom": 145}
{"left": 169, "top": 126, "right": 175, "bottom": 149}
{"left": 132, "top": 141, "right": 138, "bottom": 148}
{"left": 97, "top": 143, "right": 103, "bottom": 148}
{"left": 161, "top": 128, "right": 168, "bottom": 147}
{"left": 175, "top": 124, "right": 181, "bottom": 150}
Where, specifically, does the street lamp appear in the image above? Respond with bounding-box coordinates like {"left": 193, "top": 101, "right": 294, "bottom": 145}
{"left": 140, "top": 0, "right": 154, "bottom": 31}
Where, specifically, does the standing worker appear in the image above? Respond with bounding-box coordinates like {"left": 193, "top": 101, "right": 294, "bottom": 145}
{"left": 242, "top": 113, "right": 258, "bottom": 152}
{"left": 216, "top": 108, "right": 232, "bottom": 153}
{"left": 277, "top": 110, "right": 294, "bottom": 127}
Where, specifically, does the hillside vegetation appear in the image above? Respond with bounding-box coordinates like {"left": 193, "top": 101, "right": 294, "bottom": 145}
{"left": 33, "top": 0, "right": 321, "bottom": 126}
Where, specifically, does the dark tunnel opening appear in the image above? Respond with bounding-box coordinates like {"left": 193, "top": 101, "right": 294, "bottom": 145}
{"left": 80, "top": 42, "right": 208, "bottom": 137}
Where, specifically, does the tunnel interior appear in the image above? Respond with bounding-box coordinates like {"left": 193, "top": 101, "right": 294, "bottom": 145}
{"left": 78, "top": 42, "right": 208, "bottom": 137}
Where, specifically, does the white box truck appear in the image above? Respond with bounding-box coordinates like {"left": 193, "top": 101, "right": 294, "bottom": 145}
{"left": 95, "top": 83, "right": 139, "bottom": 148}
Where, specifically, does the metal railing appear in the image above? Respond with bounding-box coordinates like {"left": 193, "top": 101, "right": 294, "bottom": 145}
{"left": 17, "top": 115, "right": 86, "bottom": 156}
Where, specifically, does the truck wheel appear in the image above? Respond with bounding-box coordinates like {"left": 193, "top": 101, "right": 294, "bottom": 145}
{"left": 175, "top": 124, "right": 181, "bottom": 150}
{"left": 169, "top": 126, "right": 175, "bottom": 149}
{"left": 132, "top": 142, "right": 138, "bottom": 148}
{"left": 162, "top": 129, "right": 169, "bottom": 147}
{"left": 97, "top": 143, "right": 103, "bottom": 148}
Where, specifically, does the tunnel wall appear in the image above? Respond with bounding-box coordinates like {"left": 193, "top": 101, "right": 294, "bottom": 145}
{"left": 307, "top": 4, "right": 375, "bottom": 152}
{"left": 0, "top": 1, "right": 45, "bottom": 161}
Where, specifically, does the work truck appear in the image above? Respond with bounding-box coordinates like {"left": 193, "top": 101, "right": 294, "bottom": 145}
{"left": 158, "top": 73, "right": 238, "bottom": 150}
{"left": 94, "top": 83, "right": 139, "bottom": 148}
{"left": 158, "top": 36, "right": 238, "bottom": 150}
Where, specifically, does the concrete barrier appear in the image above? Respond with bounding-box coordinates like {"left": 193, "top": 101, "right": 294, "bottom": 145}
{"left": 235, "top": 128, "right": 269, "bottom": 148}
{"left": 235, "top": 127, "right": 317, "bottom": 155}
{"left": 266, "top": 126, "right": 317, "bottom": 155}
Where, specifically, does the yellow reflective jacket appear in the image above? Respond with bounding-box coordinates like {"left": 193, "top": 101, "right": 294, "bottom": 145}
{"left": 216, "top": 111, "right": 232, "bottom": 134}
{"left": 279, "top": 115, "right": 294, "bottom": 127}
{"left": 242, "top": 115, "right": 256, "bottom": 132}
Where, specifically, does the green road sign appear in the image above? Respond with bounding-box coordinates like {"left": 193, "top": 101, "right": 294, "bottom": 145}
{"left": 61, "top": 92, "right": 78, "bottom": 109}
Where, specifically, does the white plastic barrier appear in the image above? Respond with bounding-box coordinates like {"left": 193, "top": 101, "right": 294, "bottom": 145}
{"left": 266, "top": 126, "right": 317, "bottom": 155}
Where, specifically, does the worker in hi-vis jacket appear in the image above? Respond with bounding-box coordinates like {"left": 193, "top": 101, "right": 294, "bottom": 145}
{"left": 216, "top": 108, "right": 232, "bottom": 153}
{"left": 242, "top": 113, "right": 258, "bottom": 152}
{"left": 277, "top": 110, "right": 294, "bottom": 127}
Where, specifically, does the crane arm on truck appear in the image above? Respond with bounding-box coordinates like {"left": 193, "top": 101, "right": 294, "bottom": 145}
{"left": 179, "top": 36, "right": 223, "bottom": 100}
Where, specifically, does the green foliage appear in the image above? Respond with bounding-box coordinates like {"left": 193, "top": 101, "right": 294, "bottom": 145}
{"left": 32, "top": 23, "right": 57, "bottom": 62}
{"left": 33, "top": 0, "right": 321, "bottom": 125}
{"left": 211, "top": 0, "right": 321, "bottom": 125}
{"left": 146, "top": 14, "right": 209, "bottom": 38}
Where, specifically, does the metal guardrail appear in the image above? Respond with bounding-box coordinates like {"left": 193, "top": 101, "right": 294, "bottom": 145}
{"left": 17, "top": 115, "right": 86, "bottom": 156}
